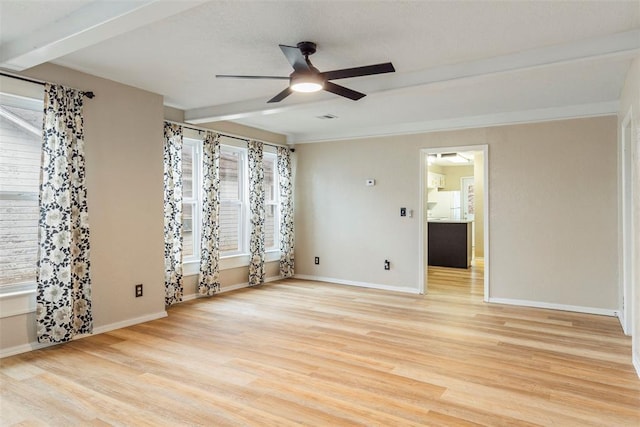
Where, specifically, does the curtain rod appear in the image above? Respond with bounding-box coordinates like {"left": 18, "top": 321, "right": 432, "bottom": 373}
{"left": 164, "top": 119, "right": 293, "bottom": 151}
{"left": 0, "top": 71, "right": 95, "bottom": 99}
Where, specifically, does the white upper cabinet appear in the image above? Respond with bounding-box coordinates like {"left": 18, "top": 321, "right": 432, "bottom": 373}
{"left": 427, "top": 172, "right": 446, "bottom": 189}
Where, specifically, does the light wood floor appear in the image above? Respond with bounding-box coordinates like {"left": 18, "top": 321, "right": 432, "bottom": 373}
{"left": 2, "top": 263, "right": 639, "bottom": 426}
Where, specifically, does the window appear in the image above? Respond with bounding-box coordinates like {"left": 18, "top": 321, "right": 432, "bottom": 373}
{"left": 180, "top": 136, "right": 280, "bottom": 273}
{"left": 181, "top": 138, "right": 201, "bottom": 261}
{"left": 219, "top": 146, "right": 246, "bottom": 255}
{"left": 0, "top": 93, "right": 44, "bottom": 291}
{"left": 263, "top": 152, "right": 279, "bottom": 251}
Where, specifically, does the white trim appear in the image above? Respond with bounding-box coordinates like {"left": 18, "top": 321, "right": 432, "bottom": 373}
{"left": 633, "top": 352, "right": 640, "bottom": 379}
{"left": 487, "top": 297, "right": 617, "bottom": 317}
{"left": 0, "top": 311, "right": 167, "bottom": 359}
{"left": 183, "top": 259, "right": 201, "bottom": 277}
{"left": 182, "top": 137, "right": 202, "bottom": 265}
{"left": 293, "top": 274, "right": 420, "bottom": 295}
{"left": 0, "top": 282, "right": 37, "bottom": 297}
{"left": 418, "top": 154, "right": 426, "bottom": 294}
{"left": 1, "top": 340, "right": 56, "bottom": 359}
{"left": 0, "top": 283, "right": 37, "bottom": 319}
{"left": 181, "top": 275, "right": 283, "bottom": 302}
{"left": 420, "top": 145, "right": 490, "bottom": 300}
{"left": 619, "top": 106, "right": 634, "bottom": 335}
{"left": 482, "top": 149, "right": 490, "bottom": 302}
{"left": 290, "top": 102, "right": 619, "bottom": 144}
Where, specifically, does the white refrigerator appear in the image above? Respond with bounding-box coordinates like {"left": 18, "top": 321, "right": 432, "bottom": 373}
{"left": 430, "top": 190, "right": 461, "bottom": 219}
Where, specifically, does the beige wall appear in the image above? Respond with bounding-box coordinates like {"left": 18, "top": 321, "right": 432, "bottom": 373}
{"left": 441, "top": 163, "right": 483, "bottom": 258}
{"left": 200, "top": 121, "right": 287, "bottom": 145}
{"left": 618, "top": 56, "right": 640, "bottom": 374}
{"left": 164, "top": 105, "right": 287, "bottom": 146}
{"left": 164, "top": 105, "right": 185, "bottom": 123}
{"left": 487, "top": 118, "right": 617, "bottom": 307}
{"left": 294, "top": 116, "right": 618, "bottom": 310}
{"left": 182, "top": 263, "right": 281, "bottom": 298}
{"left": 0, "top": 67, "right": 288, "bottom": 354}
{"left": 441, "top": 165, "right": 474, "bottom": 191}
{"left": 1, "top": 63, "right": 166, "bottom": 352}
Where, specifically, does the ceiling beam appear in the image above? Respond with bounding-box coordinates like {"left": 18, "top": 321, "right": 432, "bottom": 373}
{"left": 287, "top": 101, "right": 620, "bottom": 144}
{"left": 185, "top": 29, "right": 640, "bottom": 124}
{"left": 0, "top": 0, "right": 207, "bottom": 71}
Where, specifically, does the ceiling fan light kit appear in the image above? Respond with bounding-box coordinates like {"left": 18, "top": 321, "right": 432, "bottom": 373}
{"left": 290, "top": 73, "right": 324, "bottom": 93}
{"left": 216, "top": 41, "right": 395, "bottom": 103}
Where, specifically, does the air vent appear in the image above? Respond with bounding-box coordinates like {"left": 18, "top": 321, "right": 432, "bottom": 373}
{"left": 316, "top": 114, "right": 338, "bottom": 120}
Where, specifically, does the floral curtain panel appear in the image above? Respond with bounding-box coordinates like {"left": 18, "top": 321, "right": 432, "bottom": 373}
{"left": 163, "top": 122, "right": 184, "bottom": 306}
{"left": 36, "top": 83, "right": 92, "bottom": 343}
{"left": 248, "top": 140, "right": 265, "bottom": 286}
{"left": 277, "top": 147, "right": 294, "bottom": 278}
{"left": 198, "top": 131, "right": 221, "bottom": 296}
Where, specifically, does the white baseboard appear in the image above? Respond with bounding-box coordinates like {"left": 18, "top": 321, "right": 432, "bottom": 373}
{"left": 91, "top": 311, "right": 168, "bottom": 335}
{"left": 0, "top": 311, "right": 167, "bottom": 359}
{"left": 633, "top": 352, "right": 640, "bottom": 379}
{"left": 1, "top": 340, "right": 56, "bottom": 359}
{"left": 182, "top": 275, "right": 283, "bottom": 302}
{"left": 294, "top": 274, "right": 420, "bottom": 294}
{"left": 487, "top": 297, "right": 617, "bottom": 317}
{"left": 617, "top": 310, "right": 631, "bottom": 335}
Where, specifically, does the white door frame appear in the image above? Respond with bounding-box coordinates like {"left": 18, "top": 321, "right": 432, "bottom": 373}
{"left": 460, "top": 176, "right": 475, "bottom": 222}
{"left": 418, "top": 144, "right": 489, "bottom": 300}
{"left": 619, "top": 107, "right": 634, "bottom": 335}
{"left": 461, "top": 176, "right": 475, "bottom": 247}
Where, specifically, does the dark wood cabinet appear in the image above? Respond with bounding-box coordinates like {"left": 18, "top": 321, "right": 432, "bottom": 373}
{"left": 428, "top": 221, "right": 472, "bottom": 268}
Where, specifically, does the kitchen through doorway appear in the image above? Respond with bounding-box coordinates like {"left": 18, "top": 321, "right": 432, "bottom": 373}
{"left": 420, "top": 145, "right": 489, "bottom": 300}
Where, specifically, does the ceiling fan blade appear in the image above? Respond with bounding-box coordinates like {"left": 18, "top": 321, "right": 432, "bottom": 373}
{"left": 323, "top": 81, "right": 366, "bottom": 101}
{"left": 321, "top": 62, "right": 395, "bottom": 81}
{"left": 267, "top": 87, "right": 293, "bottom": 103}
{"left": 216, "top": 75, "right": 289, "bottom": 80}
{"left": 279, "top": 45, "right": 310, "bottom": 72}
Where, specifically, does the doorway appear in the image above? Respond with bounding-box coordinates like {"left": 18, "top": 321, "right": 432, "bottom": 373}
{"left": 619, "top": 108, "right": 634, "bottom": 335}
{"left": 419, "top": 145, "right": 489, "bottom": 300}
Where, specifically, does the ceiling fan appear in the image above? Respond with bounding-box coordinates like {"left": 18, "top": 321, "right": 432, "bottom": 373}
{"left": 216, "top": 41, "right": 395, "bottom": 103}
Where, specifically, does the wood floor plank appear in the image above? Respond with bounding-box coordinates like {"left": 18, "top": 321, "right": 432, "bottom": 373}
{"left": 1, "top": 260, "right": 638, "bottom": 426}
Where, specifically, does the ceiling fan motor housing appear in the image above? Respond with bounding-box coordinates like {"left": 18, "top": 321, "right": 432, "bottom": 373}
{"left": 297, "top": 41, "right": 317, "bottom": 57}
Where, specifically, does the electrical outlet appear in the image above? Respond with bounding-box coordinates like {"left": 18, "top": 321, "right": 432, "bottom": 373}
{"left": 135, "top": 284, "right": 143, "bottom": 297}
{"left": 384, "top": 260, "right": 390, "bottom": 270}
{"left": 314, "top": 256, "right": 320, "bottom": 265}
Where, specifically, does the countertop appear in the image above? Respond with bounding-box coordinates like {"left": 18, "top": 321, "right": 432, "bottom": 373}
{"left": 427, "top": 218, "right": 473, "bottom": 223}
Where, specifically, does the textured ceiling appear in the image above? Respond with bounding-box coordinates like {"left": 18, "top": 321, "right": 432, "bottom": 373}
{"left": 1, "top": 0, "right": 639, "bottom": 143}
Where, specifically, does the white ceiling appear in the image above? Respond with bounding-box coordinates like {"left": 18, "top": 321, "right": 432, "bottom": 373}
{"left": 1, "top": 0, "right": 638, "bottom": 144}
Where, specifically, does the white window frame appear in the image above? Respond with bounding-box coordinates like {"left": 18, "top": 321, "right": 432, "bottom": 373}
{"left": 219, "top": 144, "right": 248, "bottom": 258}
{"left": 182, "top": 138, "right": 202, "bottom": 263}
{"left": 263, "top": 152, "right": 280, "bottom": 253}
{"left": 0, "top": 77, "right": 44, "bottom": 318}
{"left": 182, "top": 140, "right": 281, "bottom": 277}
